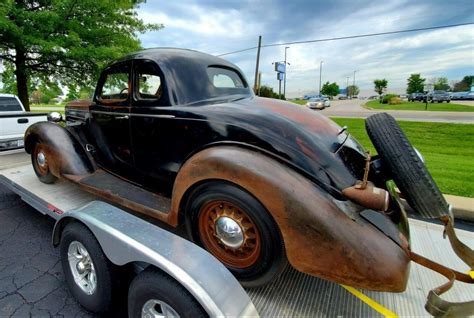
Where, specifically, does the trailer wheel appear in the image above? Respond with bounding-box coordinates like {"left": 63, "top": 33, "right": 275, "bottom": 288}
{"left": 31, "top": 142, "right": 57, "bottom": 184}
{"left": 60, "top": 222, "right": 114, "bottom": 313}
{"left": 128, "top": 268, "right": 206, "bottom": 318}
{"left": 186, "top": 181, "right": 287, "bottom": 288}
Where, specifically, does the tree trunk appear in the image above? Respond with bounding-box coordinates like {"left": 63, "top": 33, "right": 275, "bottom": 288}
{"left": 14, "top": 49, "right": 30, "bottom": 111}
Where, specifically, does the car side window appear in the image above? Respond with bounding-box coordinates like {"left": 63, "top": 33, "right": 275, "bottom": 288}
{"left": 207, "top": 67, "right": 246, "bottom": 88}
{"left": 97, "top": 63, "right": 130, "bottom": 105}
{"left": 134, "top": 61, "right": 164, "bottom": 105}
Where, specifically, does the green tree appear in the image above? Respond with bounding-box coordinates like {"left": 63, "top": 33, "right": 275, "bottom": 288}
{"left": 0, "top": 0, "right": 162, "bottom": 110}
{"left": 0, "top": 62, "right": 17, "bottom": 94}
{"left": 258, "top": 85, "right": 282, "bottom": 99}
{"left": 320, "top": 81, "right": 340, "bottom": 98}
{"left": 453, "top": 76, "right": 474, "bottom": 92}
{"left": 433, "top": 77, "right": 450, "bottom": 91}
{"left": 373, "top": 79, "right": 388, "bottom": 99}
{"left": 347, "top": 85, "right": 360, "bottom": 97}
{"left": 406, "top": 74, "right": 425, "bottom": 94}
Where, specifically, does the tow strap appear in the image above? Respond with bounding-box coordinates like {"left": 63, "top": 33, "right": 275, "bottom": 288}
{"left": 410, "top": 216, "right": 474, "bottom": 317}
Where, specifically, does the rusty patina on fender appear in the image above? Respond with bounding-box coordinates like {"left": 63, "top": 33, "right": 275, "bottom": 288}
{"left": 171, "top": 146, "right": 410, "bottom": 291}
{"left": 24, "top": 122, "right": 93, "bottom": 177}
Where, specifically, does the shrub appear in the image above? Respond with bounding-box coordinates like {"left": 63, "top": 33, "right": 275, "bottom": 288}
{"left": 389, "top": 97, "right": 401, "bottom": 105}
{"left": 382, "top": 94, "right": 399, "bottom": 104}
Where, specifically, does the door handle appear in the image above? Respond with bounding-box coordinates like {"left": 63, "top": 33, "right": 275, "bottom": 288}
{"left": 115, "top": 115, "right": 129, "bottom": 120}
{"left": 18, "top": 118, "right": 29, "bottom": 124}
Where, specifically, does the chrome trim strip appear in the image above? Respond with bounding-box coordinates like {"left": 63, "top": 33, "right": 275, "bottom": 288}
{"left": 90, "top": 110, "right": 175, "bottom": 119}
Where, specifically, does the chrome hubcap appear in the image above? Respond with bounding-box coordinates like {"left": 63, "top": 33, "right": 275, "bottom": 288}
{"left": 67, "top": 241, "right": 97, "bottom": 295}
{"left": 142, "top": 299, "right": 179, "bottom": 318}
{"left": 37, "top": 151, "right": 46, "bottom": 167}
{"left": 215, "top": 216, "right": 244, "bottom": 248}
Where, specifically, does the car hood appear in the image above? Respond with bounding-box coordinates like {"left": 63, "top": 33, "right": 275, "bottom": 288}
{"left": 201, "top": 96, "right": 364, "bottom": 193}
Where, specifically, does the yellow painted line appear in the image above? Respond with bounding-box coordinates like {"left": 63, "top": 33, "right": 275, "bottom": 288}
{"left": 469, "top": 271, "right": 474, "bottom": 279}
{"left": 341, "top": 285, "right": 399, "bottom": 318}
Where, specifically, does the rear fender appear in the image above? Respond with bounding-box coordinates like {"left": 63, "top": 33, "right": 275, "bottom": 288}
{"left": 171, "top": 146, "right": 410, "bottom": 291}
{"left": 24, "top": 122, "right": 93, "bottom": 177}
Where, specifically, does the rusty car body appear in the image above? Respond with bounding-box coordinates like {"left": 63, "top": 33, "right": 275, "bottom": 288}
{"left": 24, "top": 48, "right": 444, "bottom": 292}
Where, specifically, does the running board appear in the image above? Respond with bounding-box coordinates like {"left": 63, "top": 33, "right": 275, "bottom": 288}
{"left": 64, "top": 170, "right": 171, "bottom": 223}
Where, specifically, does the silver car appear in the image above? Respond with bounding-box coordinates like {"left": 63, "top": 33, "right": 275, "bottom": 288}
{"left": 306, "top": 97, "right": 326, "bottom": 110}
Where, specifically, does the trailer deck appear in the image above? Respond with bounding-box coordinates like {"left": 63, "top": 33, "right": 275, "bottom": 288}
{"left": 1, "top": 154, "right": 473, "bottom": 317}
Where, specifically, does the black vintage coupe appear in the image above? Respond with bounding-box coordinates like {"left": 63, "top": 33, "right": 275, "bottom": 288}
{"left": 26, "top": 49, "right": 467, "bottom": 306}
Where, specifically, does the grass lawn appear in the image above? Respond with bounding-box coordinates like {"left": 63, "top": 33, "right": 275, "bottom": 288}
{"left": 291, "top": 100, "right": 307, "bottom": 105}
{"left": 331, "top": 117, "right": 474, "bottom": 198}
{"left": 365, "top": 100, "right": 474, "bottom": 112}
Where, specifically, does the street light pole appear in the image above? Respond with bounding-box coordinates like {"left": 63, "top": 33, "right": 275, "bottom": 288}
{"left": 283, "top": 46, "right": 289, "bottom": 99}
{"left": 319, "top": 60, "right": 324, "bottom": 95}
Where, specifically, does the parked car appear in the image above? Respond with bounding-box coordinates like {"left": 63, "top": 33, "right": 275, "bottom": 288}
{"left": 0, "top": 94, "right": 47, "bottom": 152}
{"left": 338, "top": 95, "right": 349, "bottom": 100}
{"left": 427, "top": 90, "right": 451, "bottom": 103}
{"left": 306, "top": 97, "right": 326, "bottom": 109}
{"left": 407, "top": 92, "right": 425, "bottom": 102}
{"left": 25, "top": 48, "right": 451, "bottom": 291}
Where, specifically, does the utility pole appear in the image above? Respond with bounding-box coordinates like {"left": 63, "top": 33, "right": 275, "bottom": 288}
{"left": 253, "top": 35, "right": 262, "bottom": 94}
{"left": 346, "top": 76, "right": 350, "bottom": 97}
{"left": 283, "top": 46, "right": 289, "bottom": 99}
{"left": 319, "top": 60, "right": 324, "bottom": 95}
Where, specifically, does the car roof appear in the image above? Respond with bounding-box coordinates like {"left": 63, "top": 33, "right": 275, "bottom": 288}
{"left": 114, "top": 48, "right": 239, "bottom": 70}
{"left": 106, "top": 48, "right": 252, "bottom": 105}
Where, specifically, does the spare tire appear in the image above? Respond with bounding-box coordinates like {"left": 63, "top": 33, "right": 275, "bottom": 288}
{"left": 365, "top": 113, "right": 449, "bottom": 218}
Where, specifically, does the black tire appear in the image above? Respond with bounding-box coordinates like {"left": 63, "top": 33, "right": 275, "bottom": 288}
{"left": 185, "top": 181, "right": 287, "bottom": 288}
{"left": 365, "top": 113, "right": 449, "bottom": 218}
{"left": 447, "top": 100, "right": 451, "bottom": 103}
{"left": 31, "top": 142, "right": 57, "bottom": 184}
{"left": 128, "top": 268, "right": 206, "bottom": 318}
{"left": 60, "top": 222, "right": 115, "bottom": 313}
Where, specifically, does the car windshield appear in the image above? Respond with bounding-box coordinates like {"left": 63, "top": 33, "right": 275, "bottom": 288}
{"left": 309, "top": 98, "right": 323, "bottom": 102}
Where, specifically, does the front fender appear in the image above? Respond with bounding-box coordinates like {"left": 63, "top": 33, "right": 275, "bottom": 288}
{"left": 171, "top": 146, "right": 410, "bottom": 291}
{"left": 24, "top": 122, "right": 93, "bottom": 176}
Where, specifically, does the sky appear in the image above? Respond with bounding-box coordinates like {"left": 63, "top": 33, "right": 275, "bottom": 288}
{"left": 136, "top": 0, "right": 474, "bottom": 97}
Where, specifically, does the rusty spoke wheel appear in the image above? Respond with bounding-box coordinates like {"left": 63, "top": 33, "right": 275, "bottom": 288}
{"left": 187, "top": 181, "right": 287, "bottom": 288}
{"left": 198, "top": 200, "right": 261, "bottom": 268}
{"left": 31, "top": 142, "right": 57, "bottom": 184}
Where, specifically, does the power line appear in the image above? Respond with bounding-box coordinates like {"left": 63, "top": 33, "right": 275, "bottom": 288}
{"left": 217, "top": 22, "right": 474, "bottom": 57}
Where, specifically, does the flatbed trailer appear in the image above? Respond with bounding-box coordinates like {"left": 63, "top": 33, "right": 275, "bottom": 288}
{"left": 1, "top": 152, "right": 473, "bottom": 317}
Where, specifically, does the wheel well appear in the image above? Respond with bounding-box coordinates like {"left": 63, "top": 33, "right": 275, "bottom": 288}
{"left": 177, "top": 178, "right": 284, "bottom": 240}
{"left": 24, "top": 133, "right": 39, "bottom": 154}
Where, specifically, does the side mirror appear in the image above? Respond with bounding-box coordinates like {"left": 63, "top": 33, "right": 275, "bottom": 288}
{"left": 47, "top": 111, "right": 63, "bottom": 123}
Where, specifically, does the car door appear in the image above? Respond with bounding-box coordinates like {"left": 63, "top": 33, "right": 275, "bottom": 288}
{"left": 129, "top": 60, "right": 175, "bottom": 191}
{"left": 89, "top": 61, "right": 134, "bottom": 177}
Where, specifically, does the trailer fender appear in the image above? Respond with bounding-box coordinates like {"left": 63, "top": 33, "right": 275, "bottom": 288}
{"left": 24, "top": 122, "right": 93, "bottom": 176}
{"left": 52, "top": 201, "right": 257, "bottom": 317}
{"left": 171, "top": 146, "right": 410, "bottom": 291}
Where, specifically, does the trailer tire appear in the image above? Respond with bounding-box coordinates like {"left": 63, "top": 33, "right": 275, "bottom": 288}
{"left": 186, "top": 181, "right": 287, "bottom": 288}
{"left": 365, "top": 113, "right": 449, "bottom": 218}
{"left": 128, "top": 268, "right": 206, "bottom": 318}
{"left": 31, "top": 142, "right": 57, "bottom": 184}
{"left": 60, "top": 222, "right": 115, "bottom": 313}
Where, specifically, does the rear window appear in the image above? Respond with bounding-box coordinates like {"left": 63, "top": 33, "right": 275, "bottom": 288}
{"left": 207, "top": 67, "right": 246, "bottom": 89}
{"left": 0, "top": 97, "right": 23, "bottom": 112}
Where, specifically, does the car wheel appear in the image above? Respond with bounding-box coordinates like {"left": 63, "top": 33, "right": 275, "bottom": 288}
{"left": 365, "top": 113, "right": 449, "bottom": 218}
{"left": 60, "top": 222, "right": 115, "bottom": 313}
{"left": 128, "top": 268, "right": 206, "bottom": 318}
{"left": 447, "top": 100, "right": 450, "bottom": 103}
{"left": 31, "top": 142, "right": 57, "bottom": 184}
{"left": 186, "top": 181, "right": 287, "bottom": 287}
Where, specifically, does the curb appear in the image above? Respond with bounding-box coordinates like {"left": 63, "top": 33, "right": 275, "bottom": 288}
{"left": 444, "top": 194, "right": 474, "bottom": 223}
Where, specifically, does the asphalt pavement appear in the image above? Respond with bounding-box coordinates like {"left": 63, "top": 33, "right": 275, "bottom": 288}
{"left": 321, "top": 99, "right": 474, "bottom": 123}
